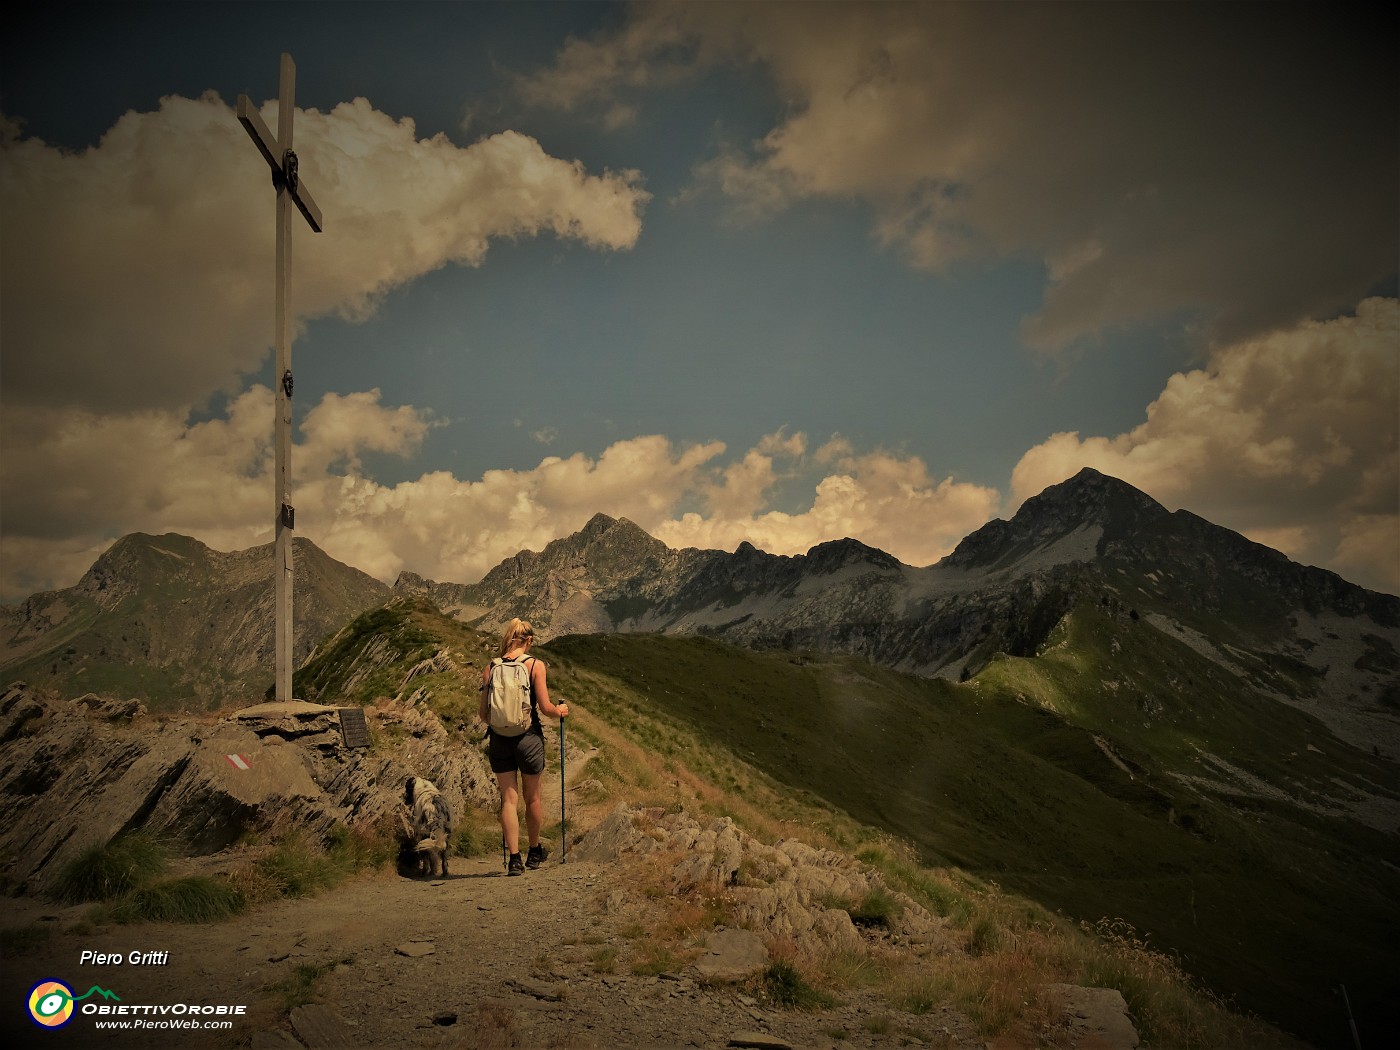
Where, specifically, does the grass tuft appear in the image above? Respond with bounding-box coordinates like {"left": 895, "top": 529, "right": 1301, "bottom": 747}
{"left": 629, "top": 942, "right": 681, "bottom": 976}
{"left": 51, "top": 830, "right": 169, "bottom": 903}
{"left": 265, "top": 957, "right": 349, "bottom": 1013}
{"left": 254, "top": 834, "right": 345, "bottom": 897}
{"left": 848, "top": 885, "right": 902, "bottom": 928}
{"left": 109, "top": 876, "right": 245, "bottom": 923}
{"left": 232, "top": 822, "right": 397, "bottom": 904}
{"left": 761, "top": 960, "right": 837, "bottom": 1010}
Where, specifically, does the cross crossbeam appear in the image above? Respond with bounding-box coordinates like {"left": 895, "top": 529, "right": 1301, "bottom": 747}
{"left": 237, "top": 53, "right": 323, "bottom": 704}
{"left": 236, "top": 96, "right": 323, "bottom": 232}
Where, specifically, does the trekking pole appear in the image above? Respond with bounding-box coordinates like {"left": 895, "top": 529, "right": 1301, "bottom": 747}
{"left": 559, "top": 711, "right": 567, "bottom": 864}
{"left": 1339, "top": 984, "right": 1362, "bottom": 1050}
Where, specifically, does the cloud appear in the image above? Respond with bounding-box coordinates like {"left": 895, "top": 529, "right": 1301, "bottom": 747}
{"left": 518, "top": 2, "right": 1396, "bottom": 352}
{"left": 0, "top": 92, "right": 650, "bottom": 413}
{"left": 0, "top": 402, "right": 997, "bottom": 602}
{"left": 658, "top": 442, "right": 1000, "bottom": 567}
{"left": 1010, "top": 298, "right": 1400, "bottom": 594}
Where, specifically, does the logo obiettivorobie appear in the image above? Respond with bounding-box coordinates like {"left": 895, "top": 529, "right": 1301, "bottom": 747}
{"left": 27, "top": 979, "right": 120, "bottom": 1029}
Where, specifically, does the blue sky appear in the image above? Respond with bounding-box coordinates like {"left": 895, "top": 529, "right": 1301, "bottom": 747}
{"left": 2, "top": 1, "right": 1396, "bottom": 601}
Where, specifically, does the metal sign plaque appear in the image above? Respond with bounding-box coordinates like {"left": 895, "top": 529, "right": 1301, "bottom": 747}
{"left": 338, "top": 707, "right": 370, "bottom": 749}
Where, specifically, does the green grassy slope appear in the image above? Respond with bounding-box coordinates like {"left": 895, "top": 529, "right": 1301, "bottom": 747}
{"left": 544, "top": 608, "right": 1400, "bottom": 1049}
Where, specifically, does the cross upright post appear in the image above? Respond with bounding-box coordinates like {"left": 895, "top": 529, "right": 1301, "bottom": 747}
{"left": 237, "top": 54, "right": 323, "bottom": 704}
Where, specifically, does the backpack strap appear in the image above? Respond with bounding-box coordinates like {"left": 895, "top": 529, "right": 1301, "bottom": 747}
{"left": 518, "top": 656, "right": 538, "bottom": 723}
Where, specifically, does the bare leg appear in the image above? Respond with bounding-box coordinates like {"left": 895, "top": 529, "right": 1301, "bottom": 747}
{"left": 496, "top": 771, "right": 520, "bottom": 855}
{"left": 521, "top": 772, "right": 544, "bottom": 848}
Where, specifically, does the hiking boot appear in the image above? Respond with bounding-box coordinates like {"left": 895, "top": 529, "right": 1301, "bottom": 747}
{"left": 507, "top": 853, "right": 524, "bottom": 876}
{"left": 526, "top": 844, "right": 549, "bottom": 869}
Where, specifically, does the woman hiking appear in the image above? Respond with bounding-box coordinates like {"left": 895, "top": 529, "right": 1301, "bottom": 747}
{"left": 478, "top": 618, "right": 569, "bottom": 875}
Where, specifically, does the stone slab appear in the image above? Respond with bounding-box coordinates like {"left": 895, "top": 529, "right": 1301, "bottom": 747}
{"left": 1046, "top": 983, "right": 1140, "bottom": 1049}
{"left": 289, "top": 1004, "right": 357, "bottom": 1049}
{"left": 693, "top": 928, "right": 769, "bottom": 981}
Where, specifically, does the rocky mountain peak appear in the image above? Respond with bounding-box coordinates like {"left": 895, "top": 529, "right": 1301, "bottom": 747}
{"left": 579, "top": 511, "right": 619, "bottom": 537}
{"left": 804, "top": 537, "right": 903, "bottom": 574}
{"left": 76, "top": 532, "right": 212, "bottom": 609}
{"left": 536, "top": 514, "right": 667, "bottom": 571}
{"left": 392, "top": 569, "right": 433, "bottom": 595}
{"left": 585, "top": 515, "right": 663, "bottom": 554}
{"left": 3, "top": 534, "right": 391, "bottom": 708}
{"left": 945, "top": 469, "right": 1166, "bottom": 571}
{"left": 1021, "top": 468, "right": 1168, "bottom": 530}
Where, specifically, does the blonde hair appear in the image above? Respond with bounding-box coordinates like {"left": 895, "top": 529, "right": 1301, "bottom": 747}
{"left": 498, "top": 618, "right": 534, "bottom": 656}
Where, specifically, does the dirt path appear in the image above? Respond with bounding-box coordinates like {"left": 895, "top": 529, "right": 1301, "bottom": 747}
{"left": 3, "top": 848, "right": 986, "bottom": 1050}
{"left": 2, "top": 745, "right": 995, "bottom": 1048}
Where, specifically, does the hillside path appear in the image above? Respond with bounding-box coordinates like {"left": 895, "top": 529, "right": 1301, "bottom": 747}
{"left": 3, "top": 850, "right": 989, "bottom": 1050}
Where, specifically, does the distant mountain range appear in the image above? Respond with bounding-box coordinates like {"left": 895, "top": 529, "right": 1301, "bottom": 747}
{"left": 3, "top": 468, "right": 1396, "bottom": 749}
{"left": 396, "top": 468, "right": 1399, "bottom": 760}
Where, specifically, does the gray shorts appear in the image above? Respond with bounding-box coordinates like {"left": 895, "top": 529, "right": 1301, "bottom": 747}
{"left": 488, "top": 729, "right": 545, "bottom": 776}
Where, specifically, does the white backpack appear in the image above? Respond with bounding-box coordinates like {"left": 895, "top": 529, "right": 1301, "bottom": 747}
{"left": 486, "top": 656, "right": 533, "bottom": 737}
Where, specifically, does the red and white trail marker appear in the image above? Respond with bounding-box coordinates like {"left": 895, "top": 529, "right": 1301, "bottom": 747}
{"left": 225, "top": 754, "right": 251, "bottom": 771}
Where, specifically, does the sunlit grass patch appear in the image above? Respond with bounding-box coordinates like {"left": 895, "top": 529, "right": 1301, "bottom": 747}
{"left": 815, "top": 949, "right": 889, "bottom": 992}
{"left": 453, "top": 805, "right": 501, "bottom": 859}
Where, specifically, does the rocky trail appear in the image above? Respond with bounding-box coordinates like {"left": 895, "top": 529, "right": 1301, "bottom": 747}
{"left": 3, "top": 847, "right": 993, "bottom": 1050}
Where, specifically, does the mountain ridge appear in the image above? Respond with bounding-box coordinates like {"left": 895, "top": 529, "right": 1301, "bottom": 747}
{"left": 0, "top": 532, "right": 390, "bottom": 708}
{"left": 4, "top": 469, "right": 1396, "bottom": 743}
{"left": 388, "top": 469, "right": 1398, "bottom": 758}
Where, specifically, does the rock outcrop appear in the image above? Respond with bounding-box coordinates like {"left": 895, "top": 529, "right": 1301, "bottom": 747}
{"left": 0, "top": 682, "right": 495, "bottom": 895}
{"left": 574, "top": 803, "right": 950, "bottom": 958}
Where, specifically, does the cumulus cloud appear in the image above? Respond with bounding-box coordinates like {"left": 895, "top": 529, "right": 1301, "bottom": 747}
{"left": 1010, "top": 299, "right": 1400, "bottom": 594}
{"left": 0, "top": 93, "right": 649, "bottom": 413}
{"left": 658, "top": 440, "right": 1000, "bottom": 567}
{"left": 0, "top": 399, "right": 998, "bottom": 603}
{"left": 518, "top": 1, "right": 1396, "bottom": 352}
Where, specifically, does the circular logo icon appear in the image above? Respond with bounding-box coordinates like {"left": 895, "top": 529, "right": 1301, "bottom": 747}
{"left": 28, "top": 979, "right": 75, "bottom": 1029}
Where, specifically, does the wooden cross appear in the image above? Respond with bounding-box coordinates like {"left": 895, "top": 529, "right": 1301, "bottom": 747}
{"left": 236, "top": 54, "right": 323, "bottom": 704}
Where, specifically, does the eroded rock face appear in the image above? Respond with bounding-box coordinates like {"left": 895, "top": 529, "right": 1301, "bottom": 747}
{"left": 574, "top": 803, "right": 950, "bottom": 957}
{"left": 0, "top": 683, "right": 495, "bottom": 895}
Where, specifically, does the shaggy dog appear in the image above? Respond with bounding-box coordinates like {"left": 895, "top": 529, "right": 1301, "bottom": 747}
{"left": 402, "top": 775, "right": 453, "bottom": 878}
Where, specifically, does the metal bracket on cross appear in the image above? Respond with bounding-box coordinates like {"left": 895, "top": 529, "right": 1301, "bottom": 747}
{"left": 236, "top": 92, "right": 322, "bottom": 231}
